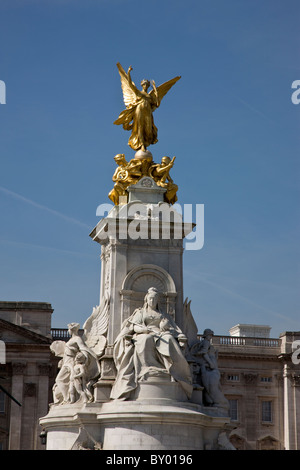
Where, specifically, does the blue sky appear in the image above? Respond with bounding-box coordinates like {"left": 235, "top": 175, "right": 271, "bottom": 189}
{"left": 0, "top": 0, "right": 299, "bottom": 337}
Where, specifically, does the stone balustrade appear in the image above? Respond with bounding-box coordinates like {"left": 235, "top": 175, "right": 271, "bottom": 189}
{"left": 211, "top": 335, "right": 281, "bottom": 348}
{"left": 51, "top": 328, "right": 83, "bottom": 341}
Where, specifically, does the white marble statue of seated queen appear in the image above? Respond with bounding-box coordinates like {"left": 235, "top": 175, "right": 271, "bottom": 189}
{"left": 110, "top": 287, "right": 193, "bottom": 400}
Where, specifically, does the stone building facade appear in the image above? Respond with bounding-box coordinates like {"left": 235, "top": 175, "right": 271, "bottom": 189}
{"left": 211, "top": 328, "right": 300, "bottom": 450}
{"left": 0, "top": 301, "right": 299, "bottom": 450}
{"left": 0, "top": 302, "right": 54, "bottom": 450}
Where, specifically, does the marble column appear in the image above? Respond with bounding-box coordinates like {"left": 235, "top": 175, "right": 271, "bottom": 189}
{"left": 9, "top": 362, "right": 26, "bottom": 450}
{"left": 36, "top": 363, "right": 52, "bottom": 449}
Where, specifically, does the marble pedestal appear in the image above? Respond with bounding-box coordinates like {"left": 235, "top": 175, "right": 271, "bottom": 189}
{"left": 40, "top": 380, "right": 232, "bottom": 450}
{"left": 99, "top": 400, "right": 230, "bottom": 450}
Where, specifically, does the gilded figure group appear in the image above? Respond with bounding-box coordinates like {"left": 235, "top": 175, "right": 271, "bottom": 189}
{"left": 108, "top": 153, "right": 178, "bottom": 205}
{"left": 108, "top": 63, "right": 181, "bottom": 206}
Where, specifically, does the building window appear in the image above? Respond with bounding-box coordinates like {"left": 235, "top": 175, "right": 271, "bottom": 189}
{"left": 229, "top": 399, "right": 238, "bottom": 421}
{"left": 260, "top": 376, "right": 272, "bottom": 383}
{"left": 262, "top": 400, "right": 272, "bottom": 423}
{"left": 227, "top": 374, "right": 239, "bottom": 382}
{"left": 0, "top": 390, "right": 5, "bottom": 413}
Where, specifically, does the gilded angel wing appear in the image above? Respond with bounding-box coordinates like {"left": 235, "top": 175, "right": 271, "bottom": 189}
{"left": 150, "top": 76, "right": 181, "bottom": 104}
{"left": 116, "top": 62, "right": 140, "bottom": 109}
{"left": 82, "top": 297, "right": 110, "bottom": 358}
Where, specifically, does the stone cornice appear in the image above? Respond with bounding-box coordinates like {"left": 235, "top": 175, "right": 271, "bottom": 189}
{"left": 218, "top": 351, "right": 281, "bottom": 362}
{"left": 0, "top": 301, "right": 53, "bottom": 312}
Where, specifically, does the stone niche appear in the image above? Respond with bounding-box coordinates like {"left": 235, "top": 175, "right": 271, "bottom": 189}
{"left": 120, "top": 264, "right": 177, "bottom": 324}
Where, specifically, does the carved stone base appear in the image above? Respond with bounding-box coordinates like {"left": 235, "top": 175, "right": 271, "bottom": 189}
{"left": 40, "top": 393, "right": 232, "bottom": 450}
{"left": 94, "top": 379, "right": 113, "bottom": 402}
{"left": 98, "top": 399, "right": 231, "bottom": 450}
{"left": 134, "top": 376, "right": 189, "bottom": 402}
{"left": 127, "top": 176, "right": 166, "bottom": 203}
{"left": 39, "top": 403, "right": 102, "bottom": 450}
{"left": 190, "top": 384, "right": 204, "bottom": 405}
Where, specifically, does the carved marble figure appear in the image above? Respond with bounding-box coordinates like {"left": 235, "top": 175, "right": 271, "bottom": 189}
{"left": 110, "top": 287, "right": 193, "bottom": 400}
{"left": 69, "top": 352, "right": 93, "bottom": 403}
{"left": 190, "top": 328, "right": 229, "bottom": 409}
{"left": 50, "top": 322, "right": 101, "bottom": 405}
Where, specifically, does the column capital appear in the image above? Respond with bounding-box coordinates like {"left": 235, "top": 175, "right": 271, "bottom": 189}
{"left": 291, "top": 374, "right": 300, "bottom": 387}
{"left": 37, "top": 362, "right": 52, "bottom": 376}
{"left": 12, "top": 362, "right": 26, "bottom": 375}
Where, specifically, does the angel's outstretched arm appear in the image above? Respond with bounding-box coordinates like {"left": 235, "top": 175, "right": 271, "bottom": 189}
{"left": 116, "top": 62, "right": 142, "bottom": 105}
{"left": 151, "top": 80, "right": 160, "bottom": 108}
{"left": 127, "top": 66, "right": 133, "bottom": 83}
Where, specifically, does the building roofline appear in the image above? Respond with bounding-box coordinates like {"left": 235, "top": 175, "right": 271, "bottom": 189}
{"left": 0, "top": 301, "right": 53, "bottom": 312}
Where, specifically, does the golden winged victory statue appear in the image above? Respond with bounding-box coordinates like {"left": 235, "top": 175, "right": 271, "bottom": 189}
{"left": 109, "top": 63, "right": 180, "bottom": 206}
{"left": 114, "top": 63, "right": 181, "bottom": 152}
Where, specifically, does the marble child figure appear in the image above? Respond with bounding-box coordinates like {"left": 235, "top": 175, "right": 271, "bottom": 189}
{"left": 69, "top": 352, "right": 93, "bottom": 404}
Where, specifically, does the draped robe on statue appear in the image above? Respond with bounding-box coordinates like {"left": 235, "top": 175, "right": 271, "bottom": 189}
{"left": 52, "top": 333, "right": 100, "bottom": 404}
{"left": 114, "top": 92, "right": 158, "bottom": 151}
{"left": 110, "top": 306, "right": 193, "bottom": 400}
